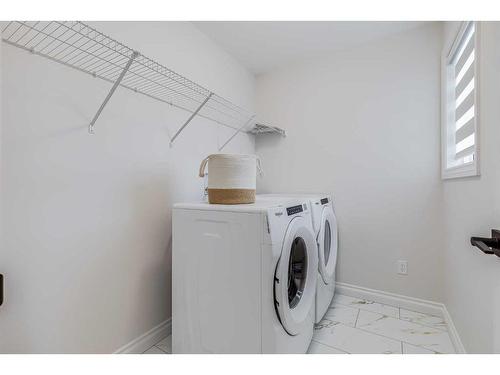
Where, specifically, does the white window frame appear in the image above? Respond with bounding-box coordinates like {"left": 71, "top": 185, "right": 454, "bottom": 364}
{"left": 441, "top": 21, "right": 480, "bottom": 180}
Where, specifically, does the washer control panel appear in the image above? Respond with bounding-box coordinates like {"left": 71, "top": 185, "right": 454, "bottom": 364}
{"left": 286, "top": 204, "right": 305, "bottom": 216}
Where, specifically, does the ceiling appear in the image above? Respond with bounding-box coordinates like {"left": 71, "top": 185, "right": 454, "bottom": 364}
{"left": 194, "top": 21, "right": 427, "bottom": 75}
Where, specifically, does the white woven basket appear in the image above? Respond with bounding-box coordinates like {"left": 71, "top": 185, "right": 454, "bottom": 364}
{"left": 199, "top": 154, "right": 262, "bottom": 204}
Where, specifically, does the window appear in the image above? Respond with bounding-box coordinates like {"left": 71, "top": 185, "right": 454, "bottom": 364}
{"left": 442, "top": 22, "right": 480, "bottom": 179}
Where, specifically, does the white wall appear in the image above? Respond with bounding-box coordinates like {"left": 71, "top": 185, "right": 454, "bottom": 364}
{"left": 442, "top": 22, "right": 500, "bottom": 353}
{"left": 0, "top": 21, "right": 255, "bottom": 353}
{"left": 256, "top": 23, "right": 444, "bottom": 301}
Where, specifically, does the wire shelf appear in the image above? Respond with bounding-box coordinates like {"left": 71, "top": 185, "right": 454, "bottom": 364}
{"left": 1, "top": 21, "right": 260, "bottom": 133}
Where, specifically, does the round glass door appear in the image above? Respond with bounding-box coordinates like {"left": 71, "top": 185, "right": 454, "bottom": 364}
{"left": 317, "top": 206, "right": 338, "bottom": 284}
{"left": 274, "top": 217, "right": 318, "bottom": 336}
{"left": 323, "top": 220, "right": 331, "bottom": 266}
{"left": 288, "top": 237, "right": 308, "bottom": 309}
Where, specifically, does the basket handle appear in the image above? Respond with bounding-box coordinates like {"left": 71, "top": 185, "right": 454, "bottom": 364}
{"left": 199, "top": 156, "right": 210, "bottom": 177}
{"left": 256, "top": 156, "right": 264, "bottom": 177}
{"left": 199, "top": 154, "right": 263, "bottom": 177}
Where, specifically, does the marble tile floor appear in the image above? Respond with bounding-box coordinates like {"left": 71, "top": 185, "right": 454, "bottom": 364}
{"left": 143, "top": 335, "right": 172, "bottom": 354}
{"left": 143, "top": 294, "right": 455, "bottom": 354}
{"left": 308, "top": 294, "right": 455, "bottom": 354}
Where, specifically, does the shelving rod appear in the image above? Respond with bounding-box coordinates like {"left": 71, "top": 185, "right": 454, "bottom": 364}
{"left": 88, "top": 51, "right": 139, "bottom": 134}
{"left": 219, "top": 115, "right": 256, "bottom": 151}
{"left": 170, "top": 92, "right": 213, "bottom": 145}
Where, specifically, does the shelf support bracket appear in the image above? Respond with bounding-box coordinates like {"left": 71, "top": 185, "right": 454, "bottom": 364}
{"left": 170, "top": 92, "right": 213, "bottom": 146}
{"left": 88, "top": 51, "right": 139, "bottom": 134}
{"left": 219, "top": 115, "right": 256, "bottom": 151}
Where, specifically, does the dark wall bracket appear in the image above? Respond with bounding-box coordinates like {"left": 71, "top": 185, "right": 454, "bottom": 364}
{"left": 471, "top": 229, "right": 500, "bottom": 257}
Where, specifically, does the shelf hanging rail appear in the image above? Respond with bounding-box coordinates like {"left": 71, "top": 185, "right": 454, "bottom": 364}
{"left": 88, "top": 50, "right": 138, "bottom": 134}
{"left": 170, "top": 92, "right": 213, "bottom": 146}
{"left": 2, "top": 22, "right": 269, "bottom": 139}
{"left": 219, "top": 115, "right": 256, "bottom": 151}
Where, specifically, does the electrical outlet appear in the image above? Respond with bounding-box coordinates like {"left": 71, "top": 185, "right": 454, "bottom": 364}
{"left": 398, "top": 260, "right": 408, "bottom": 275}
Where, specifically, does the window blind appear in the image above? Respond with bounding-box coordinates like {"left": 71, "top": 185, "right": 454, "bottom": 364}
{"left": 452, "top": 22, "right": 476, "bottom": 165}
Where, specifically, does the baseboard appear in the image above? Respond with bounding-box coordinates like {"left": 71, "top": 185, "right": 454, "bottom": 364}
{"left": 441, "top": 305, "right": 466, "bottom": 354}
{"left": 336, "top": 282, "right": 466, "bottom": 353}
{"left": 336, "top": 282, "right": 444, "bottom": 316}
{"left": 114, "top": 318, "right": 172, "bottom": 354}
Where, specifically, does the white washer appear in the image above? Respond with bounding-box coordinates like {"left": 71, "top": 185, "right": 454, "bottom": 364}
{"left": 258, "top": 194, "right": 338, "bottom": 323}
{"left": 172, "top": 198, "right": 318, "bottom": 353}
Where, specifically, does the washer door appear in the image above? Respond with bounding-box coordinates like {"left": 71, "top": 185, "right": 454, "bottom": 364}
{"left": 317, "top": 206, "right": 338, "bottom": 284}
{"left": 274, "top": 217, "right": 318, "bottom": 336}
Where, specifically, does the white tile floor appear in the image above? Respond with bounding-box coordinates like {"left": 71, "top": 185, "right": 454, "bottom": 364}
{"left": 143, "top": 293, "right": 456, "bottom": 354}
{"left": 308, "top": 294, "right": 455, "bottom": 354}
{"left": 143, "top": 335, "right": 172, "bottom": 354}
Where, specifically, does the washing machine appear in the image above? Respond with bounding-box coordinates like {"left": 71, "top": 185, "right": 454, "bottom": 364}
{"left": 172, "top": 198, "right": 318, "bottom": 353}
{"left": 258, "top": 194, "right": 338, "bottom": 323}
